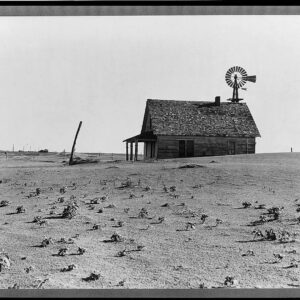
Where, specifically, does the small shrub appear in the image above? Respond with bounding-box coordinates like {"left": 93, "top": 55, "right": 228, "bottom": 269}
{"left": 32, "top": 216, "right": 42, "bottom": 223}
{"left": 242, "top": 201, "right": 251, "bottom": 208}
{"left": 170, "top": 186, "right": 176, "bottom": 192}
{"left": 138, "top": 208, "right": 149, "bottom": 218}
{"left": 265, "top": 229, "right": 276, "bottom": 241}
{"left": 90, "top": 198, "right": 99, "bottom": 204}
{"left": 57, "top": 248, "right": 68, "bottom": 256}
{"left": 60, "top": 264, "right": 77, "bottom": 272}
{"left": 242, "top": 250, "right": 255, "bottom": 257}
{"left": 57, "top": 197, "right": 65, "bottom": 203}
{"left": 121, "top": 178, "right": 133, "bottom": 188}
{"left": 62, "top": 204, "right": 78, "bottom": 219}
{"left": 16, "top": 206, "right": 25, "bottom": 214}
{"left": 110, "top": 233, "right": 124, "bottom": 242}
{"left": 144, "top": 185, "right": 151, "bottom": 191}
{"left": 41, "top": 237, "right": 54, "bottom": 247}
{"left": 158, "top": 217, "right": 165, "bottom": 224}
{"left": 224, "top": 276, "right": 238, "bottom": 286}
{"left": 200, "top": 214, "right": 208, "bottom": 224}
{"left": 0, "top": 201, "right": 9, "bottom": 207}
{"left": 82, "top": 272, "right": 101, "bottom": 282}
{"left": 92, "top": 224, "right": 101, "bottom": 230}
{"left": 255, "top": 204, "right": 266, "bottom": 209}
{"left": 278, "top": 230, "right": 295, "bottom": 243}
{"left": 252, "top": 229, "right": 264, "bottom": 240}
{"left": 116, "top": 249, "right": 127, "bottom": 257}
{"left": 117, "top": 221, "right": 125, "bottom": 227}
{"left": 77, "top": 247, "right": 86, "bottom": 255}
{"left": 59, "top": 187, "right": 66, "bottom": 194}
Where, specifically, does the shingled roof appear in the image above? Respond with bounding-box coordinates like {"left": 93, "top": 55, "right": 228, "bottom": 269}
{"left": 141, "top": 99, "right": 261, "bottom": 138}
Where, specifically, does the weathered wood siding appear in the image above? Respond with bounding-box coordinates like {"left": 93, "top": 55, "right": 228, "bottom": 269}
{"left": 156, "top": 136, "right": 256, "bottom": 159}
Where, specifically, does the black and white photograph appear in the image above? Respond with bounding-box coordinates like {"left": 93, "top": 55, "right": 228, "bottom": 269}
{"left": 0, "top": 4, "right": 300, "bottom": 295}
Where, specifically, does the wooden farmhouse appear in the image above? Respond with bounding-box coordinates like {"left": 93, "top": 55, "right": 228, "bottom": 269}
{"left": 123, "top": 97, "right": 261, "bottom": 160}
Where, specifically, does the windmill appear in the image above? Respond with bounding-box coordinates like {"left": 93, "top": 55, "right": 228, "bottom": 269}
{"left": 225, "top": 66, "right": 256, "bottom": 103}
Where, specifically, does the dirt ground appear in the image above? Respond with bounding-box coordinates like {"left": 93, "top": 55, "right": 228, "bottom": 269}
{"left": 1, "top": 151, "right": 300, "bottom": 289}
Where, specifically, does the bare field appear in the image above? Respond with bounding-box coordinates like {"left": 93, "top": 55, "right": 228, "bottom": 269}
{"left": 0, "top": 152, "right": 300, "bottom": 289}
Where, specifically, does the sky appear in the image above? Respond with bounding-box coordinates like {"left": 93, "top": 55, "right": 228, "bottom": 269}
{"left": 1, "top": 15, "right": 300, "bottom": 154}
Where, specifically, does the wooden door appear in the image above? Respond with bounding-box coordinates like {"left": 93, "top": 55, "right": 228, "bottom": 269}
{"left": 228, "top": 141, "right": 236, "bottom": 155}
{"left": 179, "top": 140, "right": 186, "bottom": 157}
{"left": 186, "top": 140, "right": 194, "bottom": 157}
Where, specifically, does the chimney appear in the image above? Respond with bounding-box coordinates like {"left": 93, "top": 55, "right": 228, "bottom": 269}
{"left": 215, "top": 96, "right": 221, "bottom": 106}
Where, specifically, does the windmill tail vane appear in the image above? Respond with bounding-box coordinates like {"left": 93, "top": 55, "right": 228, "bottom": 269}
{"left": 225, "top": 66, "right": 257, "bottom": 103}
{"left": 243, "top": 75, "right": 256, "bottom": 83}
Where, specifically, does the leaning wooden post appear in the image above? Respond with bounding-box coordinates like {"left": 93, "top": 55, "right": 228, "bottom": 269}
{"left": 69, "top": 121, "right": 82, "bottom": 165}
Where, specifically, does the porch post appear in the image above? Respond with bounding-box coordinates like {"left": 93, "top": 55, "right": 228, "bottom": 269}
{"left": 126, "top": 142, "right": 129, "bottom": 161}
{"left": 130, "top": 142, "right": 133, "bottom": 161}
{"left": 135, "top": 139, "right": 138, "bottom": 161}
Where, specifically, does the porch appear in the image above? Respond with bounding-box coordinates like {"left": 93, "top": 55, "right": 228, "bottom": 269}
{"left": 123, "top": 132, "right": 157, "bottom": 161}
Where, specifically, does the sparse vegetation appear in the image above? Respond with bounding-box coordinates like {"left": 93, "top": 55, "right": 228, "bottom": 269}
{"left": 1, "top": 152, "right": 300, "bottom": 288}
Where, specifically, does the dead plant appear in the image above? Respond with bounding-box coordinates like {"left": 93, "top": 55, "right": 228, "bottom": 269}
{"left": 41, "top": 237, "right": 54, "bottom": 247}
{"left": 170, "top": 186, "right": 176, "bottom": 192}
{"left": 62, "top": 204, "right": 78, "bottom": 219}
{"left": 0, "top": 200, "right": 9, "bottom": 207}
{"left": 60, "top": 264, "right": 77, "bottom": 272}
{"left": 224, "top": 276, "right": 238, "bottom": 286}
{"left": 138, "top": 207, "right": 149, "bottom": 219}
{"left": 92, "top": 224, "right": 101, "bottom": 230}
{"left": 200, "top": 214, "right": 208, "bottom": 224}
{"left": 242, "top": 201, "right": 252, "bottom": 208}
{"left": 242, "top": 250, "right": 255, "bottom": 257}
{"left": 16, "top": 206, "right": 25, "bottom": 214}
{"left": 82, "top": 272, "right": 101, "bottom": 282}
{"left": 77, "top": 247, "right": 86, "bottom": 255}
{"left": 110, "top": 233, "right": 124, "bottom": 242}
{"left": 57, "top": 247, "right": 68, "bottom": 256}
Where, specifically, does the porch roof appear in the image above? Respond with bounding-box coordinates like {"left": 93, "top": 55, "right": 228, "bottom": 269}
{"left": 123, "top": 131, "right": 157, "bottom": 143}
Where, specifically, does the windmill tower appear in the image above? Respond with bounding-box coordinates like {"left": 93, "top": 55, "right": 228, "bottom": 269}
{"left": 225, "top": 66, "right": 256, "bottom": 103}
